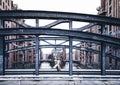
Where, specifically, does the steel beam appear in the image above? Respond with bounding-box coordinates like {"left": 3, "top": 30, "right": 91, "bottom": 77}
{"left": 0, "top": 20, "right": 2, "bottom": 28}
{"left": 57, "top": 40, "right": 68, "bottom": 45}
{"left": 41, "top": 40, "right": 54, "bottom": 45}
{"left": 85, "top": 51, "right": 88, "bottom": 68}
{"left": 0, "top": 28, "right": 120, "bottom": 45}
{"left": 0, "top": 36, "right": 4, "bottom": 75}
{"left": 35, "top": 35, "right": 39, "bottom": 75}
{"left": 0, "top": 19, "right": 3, "bottom": 28}
{"left": 5, "top": 37, "right": 35, "bottom": 43}
{"left": 101, "top": 43, "right": 106, "bottom": 75}
{"left": 21, "top": 51, "right": 25, "bottom": 69}
{"left": 101, "top": 24, "right": 106, "bottom": 75}
{"left": 42, "top": 19, "right": 69, "bottom": 28}
{"left": 74, "top": 23, "right": 97, "bottom": 31}
{"left": 6, "top": 46, "right": 35, "bottom": 53}
{"left": 0, "top": 11, "right": 120, "bottom": 26}
{"left": 35, "top": 19, "right": 40, "bottom": 75}
{"left": 5, "top": 37, "right": 100, "bottom": 46}
{"left": 115, "top": 50, "right": 118, "bottom": 69}
{"left": 5, "top": 44, "right": 120, "bottom": 60}
{"left": 5, "top": 43, "right": 9, "bottom": 69}
{"left": 39, "top": 37, "right": 68, "bottom": 40}
{"left": 69, "top": 21, "right": 73, "bottom": 75}
{"left": 4, "top": 19, "right": 32, "bottom": 28}
{"left": 6, "top": 45, "right": 99, "bottom": 54}
{"left": 5, "top": 69, "right": 120, "bottom": 75}
{"left": 5, "top": 19, "right": 69, "bottom": 28}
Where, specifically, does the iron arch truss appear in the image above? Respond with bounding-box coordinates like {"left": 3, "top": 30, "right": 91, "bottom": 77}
{"left": 0, "top": 10, "right": 120, "bottom": 75}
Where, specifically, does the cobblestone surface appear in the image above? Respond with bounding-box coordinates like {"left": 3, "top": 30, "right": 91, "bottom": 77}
{"left": 0, "top": 80, "right": 120, "bottom": 85}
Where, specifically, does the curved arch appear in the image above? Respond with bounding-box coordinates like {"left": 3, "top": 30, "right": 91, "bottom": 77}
{"left": 1, "top": 28, "right": 120, "bottom": 45}
{"left": 0, "top": 10, "right": 120, "bottom": 26}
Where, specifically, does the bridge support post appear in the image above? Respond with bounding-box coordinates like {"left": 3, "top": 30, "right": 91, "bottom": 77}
{"left": 85, "top": 51, "right": 88, "bottom": 68}
{"left": 69, "top": 37, "right": 73, "bottom": 75}
{"left": 5, "top": 43, "right": 9, "bottom": 69}
{"left": 35, "top": 19, "right": 40, "bottom": 75}
{"left": 35, "top": 35, "right": 40, "bottom": 75}
{"left": 0, "top": 19, "right": 3, "bottom": 28}
{"left": 101, "top": 24, "right": 106, "bottom": 75}
{"left": 101, "top": 43, "right": 106, "bottom": 75}
{"left": 115, "top": 49, "right": 118, "bottom": 69}
{"left": 69, "top": 21, "right": 73, "bottom": 75}
{"left": 22, "top": 50, "right": 25, "bottom": 69}
{"left": 0, "top": 36, "right": 5, "bottom": 75}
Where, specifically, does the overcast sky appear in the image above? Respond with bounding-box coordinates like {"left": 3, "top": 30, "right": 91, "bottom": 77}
{"left": 13, "top": 0, "right": 100, "bottom": 14}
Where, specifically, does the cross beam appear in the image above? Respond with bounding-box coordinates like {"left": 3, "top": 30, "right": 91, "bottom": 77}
{"left": 0, "top": 10, "right": 120, "bottom": 26}
{"left": 74, "top": 23, "right": 97, "bottom": 31}
{"left": 0, "top": 28, "right": 120, "bottom": 45}
{"left": 42, "top": 19, "right": 69, "bottom": 28}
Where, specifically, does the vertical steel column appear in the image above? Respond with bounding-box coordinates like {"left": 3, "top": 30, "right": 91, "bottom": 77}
{"left": 6, "top": 44, "right": 9, "bottom": 69}
{"left": 115, "top": 59, "right": 118, "bottom": 69}
{"left": 55, "top": 40, "right": 57, "bottom": 60}
{"left": 0, "top": 19, "right": 3, "bottom": 28}
{"left": 0, "top": 20, "right": 1, "bottom": 28}
{"left": 85, "top": 51, "right": 88, "bottom": 68}
{"left": 35, "top": 19, "right": 40, "bottom": 75}
{"left": 22, "top": 50, "right": 25, "bottom": 69}
{"left": 0, "top": 19, "right": 4, "bottom": 75}
{"left": 101, "top": 24, "right": 106, "bottom": 75}
{"left": 69, "top": 21, "right": 73, "bottom": 75}
{"left": 0, "top": 36, "right": 4, "bottom": 75}
{"left": 115, "top": 49, "right": 118, "bottom": 69}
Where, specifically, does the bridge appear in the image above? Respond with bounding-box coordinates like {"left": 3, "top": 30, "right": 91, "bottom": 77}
{"left": 0, "top": 10, "right": 120, "bottom": 78}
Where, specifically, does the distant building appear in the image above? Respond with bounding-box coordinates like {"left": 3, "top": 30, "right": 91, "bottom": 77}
{"left": 100, "top": 0, "right": 120, "bottom": 69}
{"left": 74, "top": 0, "right": 120, "bottom": 69}
{"left": 0, "top": 0, "right": 36, "bottom": 69}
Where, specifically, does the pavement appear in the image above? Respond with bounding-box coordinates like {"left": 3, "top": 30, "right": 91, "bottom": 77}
{"left": 0, "top": 80, "right": 120, "bottom": 85}
{"left": 0, "top": 75, "right": 120, "bottom": 85}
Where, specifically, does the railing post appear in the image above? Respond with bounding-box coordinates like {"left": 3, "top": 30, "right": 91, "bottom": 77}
{"left": 22, "top": 50, "right": 25, "bottom": 69}
{"left": 0, "top": 36, "right": 5, "bottom": 75}
{"left": 35, "top": 19, "right": 40, "bottom": 75}
{"left": 0, "top": 19, "right": 3, "bottom": 28}
{"left": 85, "top": 51, "right": 88, "bottom": 68}
{"left": 69, "top": 21, "right": 73, "bottom": 75}
{"left": 5, "top": 43, "right": 9, "bottom": 69}
{"left": 115, "top": 49, "right": 118, "bottom": 69}
{"left": 101, "top": 24, "right": 106, "bottom": 75}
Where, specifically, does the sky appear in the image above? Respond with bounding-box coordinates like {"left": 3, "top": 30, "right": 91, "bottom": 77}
{"left": 13, "top": 0, "right": 100, "bottom": 14}
{"left": 13, "top": 0, "right": 101, "bottom": 28}
{"left": 12, "top": 0, "right": 101, "bottom": 54}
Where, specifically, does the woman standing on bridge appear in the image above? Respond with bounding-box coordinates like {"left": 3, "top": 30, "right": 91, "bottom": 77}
{"left": 53, "top": 59, "right": 61, "bottom": 71}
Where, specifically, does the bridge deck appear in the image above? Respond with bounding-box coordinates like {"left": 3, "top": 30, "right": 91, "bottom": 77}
{"left": 5, "top": 69, "right": 120, "bottom": 75}
{"left": 0, "top": 75, "right": 120, "bottom": 81}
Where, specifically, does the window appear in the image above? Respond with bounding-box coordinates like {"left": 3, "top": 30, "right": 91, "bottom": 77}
{"left": 11, "top": 1, "right": 13, "bottom": 8}
{"left": 0, "top": 0, "right": 2, "bottom": 5}
{"left": 109, "top": 0, "right": 112, "bottom": 5}
{"left": 3, "top": 2, "right": 4, "bottom": 9}
{"left": 8, "top": 0, "right": 9, "bottom": 6}
{"left": 6, "top": 6, "right": 7, "bottom": 10}
{"left": 109, "top": 25, "right": 112, "bottom": 32}
{"left": 109, "top": 6, "right": 112, "bottom": 14}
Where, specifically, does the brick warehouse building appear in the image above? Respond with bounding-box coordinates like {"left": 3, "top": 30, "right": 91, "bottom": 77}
{"left": 100, "top": 0, "right": 120, "bottom": 69}
{"left": 75, "top": 0, "right": 120, "bottom": 69}
{"left": 0, "top": 0, "right": 36, "bottom": 69}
